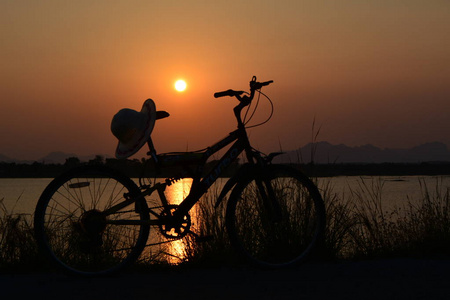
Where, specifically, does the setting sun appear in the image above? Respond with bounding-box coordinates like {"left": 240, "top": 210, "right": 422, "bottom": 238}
{"left": 174, "top": 80, "right": 187, "bottom": 92}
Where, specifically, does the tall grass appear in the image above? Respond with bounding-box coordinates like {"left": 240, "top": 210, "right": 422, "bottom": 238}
{"left": 319, "top": 177, "right": 450, "bottom": 260}
{"left": 178, "top": 183, "right": 236, "bottom": 267}
{"left": 177, "top": 176, "right": 450, "bottom": 264}
{"left": 0, "top": 197, "right": 39, "bottom": 270}
{"left": 319, "top": 180, "right": 358, "bottom": 259}
{"left": 1, "top": 177, "right": 450, "bottom": 271}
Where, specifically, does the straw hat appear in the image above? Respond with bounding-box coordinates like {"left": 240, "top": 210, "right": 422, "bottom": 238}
{"left": 111, "top": 99, "right": 156, "bottom": 159}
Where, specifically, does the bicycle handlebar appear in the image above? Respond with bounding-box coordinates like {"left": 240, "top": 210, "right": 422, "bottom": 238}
{"left": 214, "top": 76, "right": 273, "bottom": 101}
{"left": 213, "top": 89, "right": 244, "bottom": 98}
{"left": 250, "top": 79, "right": 273, "bottom": 90}
{"left": 214, "top": 76, "right": 273, "bottom": 128}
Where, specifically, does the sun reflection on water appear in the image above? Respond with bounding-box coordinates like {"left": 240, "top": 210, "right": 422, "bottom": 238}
{"left": 163, "top": 178, "right": 195, "bottom": 264}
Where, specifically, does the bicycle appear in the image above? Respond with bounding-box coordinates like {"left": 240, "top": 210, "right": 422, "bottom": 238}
{"left": 34, "top": 76, "right": 326, "bottom": 276}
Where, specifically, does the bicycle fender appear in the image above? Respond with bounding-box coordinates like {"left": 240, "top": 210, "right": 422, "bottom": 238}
{"left": 214, "top": 164, "right": 255, "bottom": 208}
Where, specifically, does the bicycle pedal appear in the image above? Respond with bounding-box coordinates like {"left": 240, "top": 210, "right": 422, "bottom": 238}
{"left": 195, "top": 235, "right": 214, "bottom": 243}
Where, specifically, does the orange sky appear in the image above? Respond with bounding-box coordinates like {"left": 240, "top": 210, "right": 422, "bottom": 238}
{"left": 1, "top": 1, "right": 449, "bottom": 161}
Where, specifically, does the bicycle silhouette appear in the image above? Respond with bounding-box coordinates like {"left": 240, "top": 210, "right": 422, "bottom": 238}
{"left": 34, "top": 76, "right": 325, "bottom": 276}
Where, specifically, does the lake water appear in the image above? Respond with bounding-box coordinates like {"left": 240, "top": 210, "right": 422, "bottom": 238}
{"left": 0, "top": 178, "right": 195, "bottom": 215}
{"left": 1, "top": 176, "right": 450, "bottom": 215}
{"left": 318, "top": 175, "right": 450, "bottom": 209}
{"left": 2, "top": 175, "right": 450, "bottom": 264}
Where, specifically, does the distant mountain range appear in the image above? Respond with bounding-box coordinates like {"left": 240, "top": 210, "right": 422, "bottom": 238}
{"left": 0, "top": 154, "right": 13, "bottom": 163}
{"left": 2, "top": 142, "right": 450, "bottom": 165}
{"left": 273, "top": 142, "right": 450, "bottom": 164}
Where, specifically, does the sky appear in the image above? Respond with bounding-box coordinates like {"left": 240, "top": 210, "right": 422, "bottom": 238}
{"left": 1, "top": 0, "right": 449, "bottom": 161}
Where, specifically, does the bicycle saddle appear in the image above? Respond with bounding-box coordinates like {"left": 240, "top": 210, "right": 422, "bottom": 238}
{"left": 158, "top": 152, "right": 204, "bottom": 167}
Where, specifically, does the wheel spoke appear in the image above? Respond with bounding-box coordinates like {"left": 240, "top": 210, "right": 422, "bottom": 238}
{"left": 226, "top": 165, "right": 325, "bottom": 267}
{"left": 34, "top": 166, "right": 150, "bottom": 276}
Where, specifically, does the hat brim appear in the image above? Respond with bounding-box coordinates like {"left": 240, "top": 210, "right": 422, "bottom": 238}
{"left": 115, "top": 99, "right": 156, "bottom": 159}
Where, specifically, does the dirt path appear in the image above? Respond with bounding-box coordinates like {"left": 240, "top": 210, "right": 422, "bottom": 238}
{"left": 2, "top": 259, "right": 450, "bottom": 300}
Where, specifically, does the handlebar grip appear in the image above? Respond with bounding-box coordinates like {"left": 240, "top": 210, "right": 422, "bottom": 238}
{"left": 214, "top": 90, "right": 233, "bottom": 98}
{"left": 261, "top": 80, "right": 273, "bottom": 86}
{"left": 250, "top": 79, "right": 274, "bottom": 90}
{"left": 214, "top": 89, "right": 244, "bottom": 98}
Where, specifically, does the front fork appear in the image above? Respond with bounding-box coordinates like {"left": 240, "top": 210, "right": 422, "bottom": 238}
{"left": 256, "top": 180, "right": 282, "bottom": 222}
{"left": 251, "top": 154, "right": 282, "bottom": 222}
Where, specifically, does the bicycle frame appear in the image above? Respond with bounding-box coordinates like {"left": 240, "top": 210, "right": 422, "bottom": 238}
{"left": 106, "top": 76, "right": 274, "bottom": 226}
{"left": 104, "top": 119, "right": 258, "bottom": 226}
{"left": 171, "top": 129, "right": 253, "bottom": 215}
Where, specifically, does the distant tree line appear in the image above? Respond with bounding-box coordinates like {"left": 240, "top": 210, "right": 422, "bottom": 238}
{"left": 0, "top": 155, "right": 241, "bottom": 178}
{"left": 296, "top": 162, "right": 450, "bottom": 177}
{"left": 1, "top": 155, "right": 450, "bottom": 178}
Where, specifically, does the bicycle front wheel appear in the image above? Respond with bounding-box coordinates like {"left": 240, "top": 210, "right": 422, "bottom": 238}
{"left": 34, "top": 166, "right": 149, "bottom": 276}
{"left": 226, "top": 165, "right": 325, "bottom": 267}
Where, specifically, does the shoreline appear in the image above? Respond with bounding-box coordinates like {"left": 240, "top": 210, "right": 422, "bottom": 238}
{"left": 2, "top": 162, "right": 450, "bottom": 178}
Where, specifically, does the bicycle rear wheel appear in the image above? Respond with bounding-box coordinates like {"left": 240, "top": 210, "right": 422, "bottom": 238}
{"left": 226, "top": 165, "right": 325, "bottom": 267}
{"left": 34, "top": 166, "right": 149, "bottom": 276}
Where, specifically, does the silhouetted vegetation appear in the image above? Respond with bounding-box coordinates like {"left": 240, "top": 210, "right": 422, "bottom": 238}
{"left": 184, "top": 177, "right": 450, "bottom": 264}
{"left": 2, "top": 173, "right": 450, "bottom": 271}
{"left": 0, "top": 156, "right": 241, "bottom": 178}
{"left": 2, "top": 157, "right": 450, "bottom": 178}
{"left": 0, "top": 198, "right": 40, "bottom": 271}
{"left": 297, "top": 162, "right": 450, "bottom": 177}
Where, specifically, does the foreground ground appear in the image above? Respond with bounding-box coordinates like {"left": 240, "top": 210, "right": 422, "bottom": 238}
{"left": 2, "top": 258, "right": 450, "bottom": 300}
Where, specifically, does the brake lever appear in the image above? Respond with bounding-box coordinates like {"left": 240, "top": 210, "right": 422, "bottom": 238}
{"left": 250, "top": 77, "right": 273, "bottom": 90}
